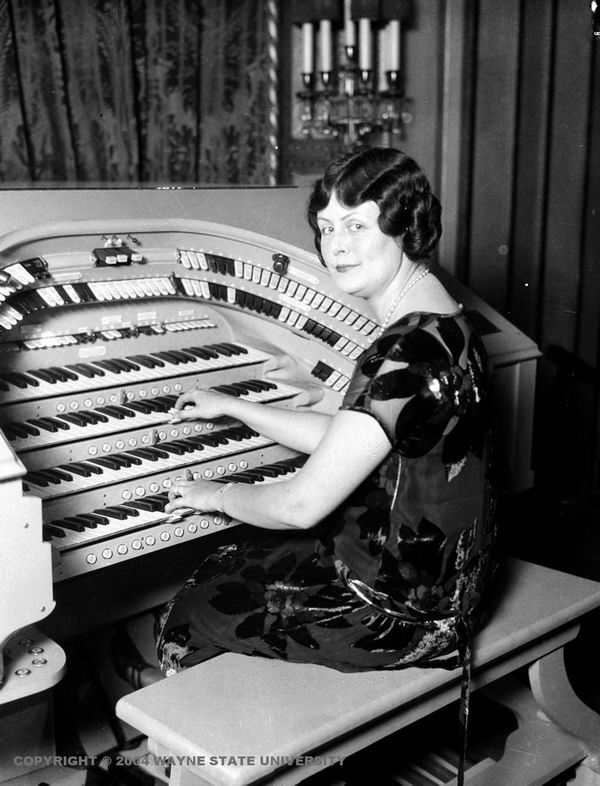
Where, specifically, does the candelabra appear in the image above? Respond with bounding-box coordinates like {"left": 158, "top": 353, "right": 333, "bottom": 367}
{"left": 293, "top": 1, "right": 413, "bottom": 147}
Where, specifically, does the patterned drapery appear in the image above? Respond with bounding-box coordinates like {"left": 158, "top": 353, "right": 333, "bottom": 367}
{"left": 0, "top": 0, "right": 278, "bottom": 184}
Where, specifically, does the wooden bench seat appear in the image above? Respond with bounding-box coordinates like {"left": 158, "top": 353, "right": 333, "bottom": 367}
{"left": 116, "top": 559, "right": 600, "bottom": 786}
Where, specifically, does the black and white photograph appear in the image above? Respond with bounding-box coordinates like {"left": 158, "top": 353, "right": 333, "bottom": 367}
{"left": 0, "top": 1, "right": 599, "bottom": 785}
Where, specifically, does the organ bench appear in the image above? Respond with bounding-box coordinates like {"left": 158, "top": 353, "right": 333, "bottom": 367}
{"left": 116, "top": 558, "right": 600, "bottom": 786}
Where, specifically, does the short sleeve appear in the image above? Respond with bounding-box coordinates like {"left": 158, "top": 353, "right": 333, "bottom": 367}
{"left": 341, "top": 314, "right": 477, "bottom": 458}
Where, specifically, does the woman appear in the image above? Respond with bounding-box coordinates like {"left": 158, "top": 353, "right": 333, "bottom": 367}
{"left": 156, "top": 147, "right": 497, "bottom": 679}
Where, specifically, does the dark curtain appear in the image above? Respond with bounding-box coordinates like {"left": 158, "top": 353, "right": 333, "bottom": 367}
{"left": 0, "top": 0, "right": 277, "bottom": 184}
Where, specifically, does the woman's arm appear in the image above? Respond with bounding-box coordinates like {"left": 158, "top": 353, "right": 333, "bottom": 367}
{"left": 165, "top": 409, "right": 391, "bottom": 529}
{"left": 171, "top": 389, "right": 332, "bottom": 454}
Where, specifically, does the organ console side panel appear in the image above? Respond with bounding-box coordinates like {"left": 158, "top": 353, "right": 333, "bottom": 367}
{"left": 0, "top": 433, "right": 55, "bottom": 693}
{"left": 0, "top": 188, "right": 540, "bottom": 665}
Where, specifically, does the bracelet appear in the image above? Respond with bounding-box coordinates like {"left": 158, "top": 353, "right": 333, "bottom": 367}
{"left": 215, "top": 482, "right": 235, "bottom": 513}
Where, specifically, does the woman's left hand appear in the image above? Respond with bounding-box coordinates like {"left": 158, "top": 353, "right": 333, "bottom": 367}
{"left": 165, "top": 478, "right": 221, "bottom": 515}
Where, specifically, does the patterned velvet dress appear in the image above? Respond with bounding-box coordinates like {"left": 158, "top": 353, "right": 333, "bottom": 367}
{"left": 156, "top": 309, "right": 498, "bottom": 676}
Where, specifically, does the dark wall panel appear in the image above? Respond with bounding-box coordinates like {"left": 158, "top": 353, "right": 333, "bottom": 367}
{"left": 460, "top": 0, "right": 599, "bottom": 498}
{"left": 468, "top": 0, "right": 520, "bottom": 310}
{"left": 541, "top": 0, "right": 592, "bottom": 352}
{"left": 509, "top": 0, "right": 553, "bottom": 339}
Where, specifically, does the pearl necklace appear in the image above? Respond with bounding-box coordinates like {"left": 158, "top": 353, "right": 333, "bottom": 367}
{"left": 378, "top": 268, "right": 430, "bottom": 336}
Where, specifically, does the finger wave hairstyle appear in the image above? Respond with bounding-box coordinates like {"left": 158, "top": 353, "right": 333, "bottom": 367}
{"left": 307, "top": 147, "right": 442, "bottom": 265}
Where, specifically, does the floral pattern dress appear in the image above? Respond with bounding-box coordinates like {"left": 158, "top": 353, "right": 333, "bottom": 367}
{"left": 156, "top": 310, "right": 498, "bottom": 676}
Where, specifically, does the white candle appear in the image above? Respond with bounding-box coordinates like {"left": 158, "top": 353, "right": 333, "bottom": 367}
{"left": 377, "top": 26, "right": 387, "bottom": 90}
{"left": 319, "top": 19, "right": 332, "bottom": 73}
{"left": 344, "top": 0, "right": 356, "bottom": 47}
{"left": 358, "top": 18, "right": 371, "bottom": 71}
{"left": 388, "top": 20, "right": 401, "bottom": 72}
{"left": 302, "top": 22, "right": 314, "bottom": 74}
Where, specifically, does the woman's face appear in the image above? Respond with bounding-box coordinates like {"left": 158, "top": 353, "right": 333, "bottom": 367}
{"left": 316, "top": 192, "right": 403, "bottom": 302}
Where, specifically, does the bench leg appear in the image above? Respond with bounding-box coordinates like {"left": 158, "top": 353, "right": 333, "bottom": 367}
{"left": 530, "top": 648, "right": 600, "bottom": 782}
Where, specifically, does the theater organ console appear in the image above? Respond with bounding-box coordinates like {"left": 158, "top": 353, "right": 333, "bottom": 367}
{"left": 0, "top": 188, "right": 539, "bottom": 731}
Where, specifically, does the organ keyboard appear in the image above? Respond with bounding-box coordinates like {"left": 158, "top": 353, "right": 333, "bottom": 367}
{"left": 0, "top": 186, "right": 540, "bottom": 688}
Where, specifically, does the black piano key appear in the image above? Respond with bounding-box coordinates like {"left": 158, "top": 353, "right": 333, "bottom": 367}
{"left": 239, "top": 380, "right": 264, "bottom": 393}
{"left": 125, "top": 400, "right": 154, "bottom": 414}
{"left": 108, "top": 405, "right": 136, "bottom": 419}
{"left": 145, "top": 446, "right": 171, "bottom": 459}
{"left": 75, "top": 411, "right": 100, "bottom": 425}
{"left": 179, "top": 346, "right": 208, "bottom": 360}
{"left": 191, "top": 345, "right": 219, "bottom": 359}
{"left": 48, "top": 467, "right": 73, "bottom": 482}
{"left": 83, "top": 512, "right": 110, "bottom": 526}
{"left": 179, "top": 349, "right": 205, "bottom": 362}
{"left": 49, "top": 365, "right": 78, "bottom": 382}
{"left": 88, "top": 410, "right": 109, "bottom": 423}
{"left": 37, "top": 469, "right": 64, "bottom": 485}
{"left": 67, "top": 363, "right": 101, "bottom": 379}
{"left": 27, "top": 471, "right": 50, "bottom": 487}
{"left": 210, "top": 343, "right": 236, "bottom": 357}
{"left": 197, "top": 434, "right": 222, "bottom": 447}
{"left": 1, "top": 424, "right": 18, "bottom": 440}
{"left": 101, "top": 507, "right": 130, "bottom": 521}
{"left": 129, "top": 446, "right": 169, "bottom": 460}
{"left": 56, "top": 412, "right": 90, "bottom": 427}
{"left": 111, "top": 454, "right": 134, "bottom": 468}
{"left": 121, "top": 452, "right": 142, "bottom": 466}
{"left": 9, "top": 422, "right": 39, "bottom": 438}
{"left": 44, "top": 524, "right": 67, "bottom": 539}
{"left": 113, "top": 504, "right": 140, "bottom": 517}
{"left": 141, "top": 496, "right": 166, "bottom": 512}
{"left": 88, "top": 456, "right": 124, "bottom": 471}
{"left": 112, "top": 357, "right": 140, "bottom": 372}
{"left": 123, "top": 499, "right": 156, "bottom": 512}
{"left": 160, "top": 442, "right": 188, "bottom": 456}
{"left": 77, "top": 461, "right": 104, "bottom": 475}
{"left": 51, "top": 518, "right": 85, "bottom": 533}
{"left": 169, "top": 350, "right": 196, "bottom": 364}
{"left": 183, "top": 436, "right": 206, "bottom": 450}
{"left": 28, "top": 369, "right": 58, "bottom": 385}
{"left": 236, "top": 425, "right": 258, "bottom": 439}
{"left": 212, "top": 384, "right": 243, "bottom": 396}
{"left": 34, "top": 418, "right": 58, "bottom": 433}
{"left": 93, "top": 359, "right": 123, "bottom": 374}
{"left": 67, "top": 515, "right": 98, "bottom": 529}
{"left": 243, "top": 468, "right": 268, "bottom": 480}
{"left": 129, "top": 354, "right": 164, "bottom": 368}
{"left": 148, "top": 396, "right": 173, "bottom": 412}
{"left": 257, "top": 466, "right": 283, "bottom": 478}
{"left": 227, "top": 382, "right": 252, "bottom": 395}
{"left": 95, "top": 406, "right": 125, "bottom": 420}
{"left": 169, "top": 439, "right": 196, "bottom": 453}
{"left": 62, "top": 463, "right": 92, "bottom": 477}
{"left": 229, "top": 471, "right": 260, "bottom": 483}
{"left": 151, "top": 351, "right": 182, "bottom": 365}
{"left": 1, "top": 371, "right": 40, "bottom": 389}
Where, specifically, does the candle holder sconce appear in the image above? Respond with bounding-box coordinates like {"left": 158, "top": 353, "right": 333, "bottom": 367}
{"left": 293, "top": 0, "right": 413, "bottom": 148}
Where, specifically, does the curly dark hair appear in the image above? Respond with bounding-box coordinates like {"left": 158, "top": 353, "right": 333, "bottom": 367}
{"left": 307, "top": 147, "right": 442, "bottom": 265}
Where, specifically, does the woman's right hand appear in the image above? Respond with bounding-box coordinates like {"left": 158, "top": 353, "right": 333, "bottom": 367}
{"left": 168, "top": 388, "right": 233, "bottom": 423}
